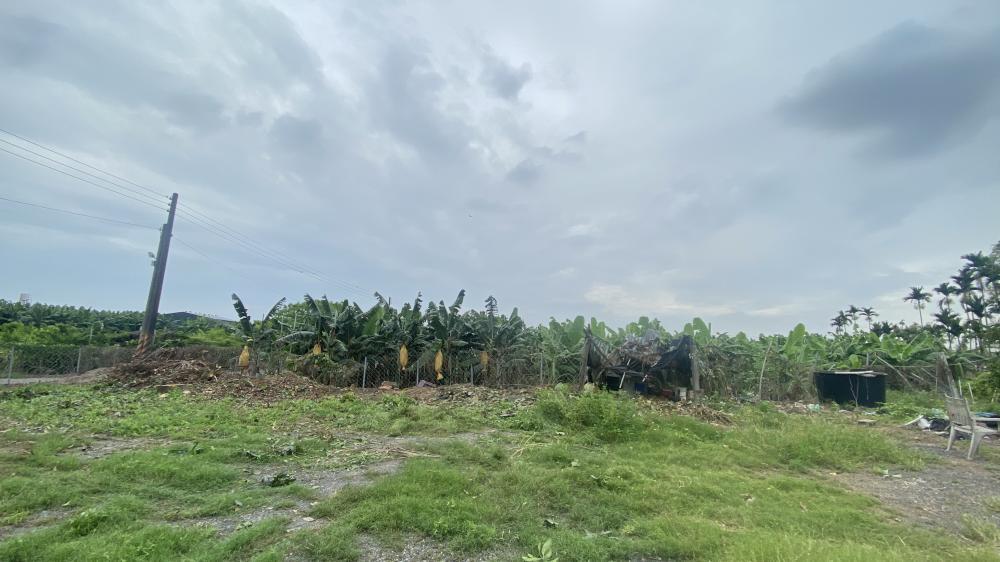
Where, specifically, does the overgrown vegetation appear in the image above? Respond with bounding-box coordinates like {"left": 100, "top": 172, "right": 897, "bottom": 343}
{"left": 0, "top": 300, "right": 241, "bottom": 347}
{"left": 4, "top": 242, "right": 998, "bottom": 400}
{"left": 1, "top": 385, "right": 997, "bottom": 561}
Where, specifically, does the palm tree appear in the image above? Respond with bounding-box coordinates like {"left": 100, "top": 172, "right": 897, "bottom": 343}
{"left": 846, "top": 305, "right": 860, "bottom": 332}
{"left": 962, "top": 252, "right": 991, "bottom": 299}
{"left": 933, "top": 309, "right": 962, "bottom": 349}
{"left": 903, "top": 287, "right": 931, "bottom": 326}
{"left": 934, "top": 283, "right": 956, "bottom": 312}
{"left": 831, "top": 311, "right": 848, "bottom": 335}
{"left": 860, "top": 307, "right": 878, "bottom": 331}
{"left": 952, "top": 267, "right": 976, "bottom": 321}
{"left": 871, "top": 321, "right": 894, "bottom": 337}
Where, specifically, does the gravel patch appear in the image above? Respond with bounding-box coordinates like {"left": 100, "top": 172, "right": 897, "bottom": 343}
{"left": 837, "top": 429, "right": 1000, "bottom": 534}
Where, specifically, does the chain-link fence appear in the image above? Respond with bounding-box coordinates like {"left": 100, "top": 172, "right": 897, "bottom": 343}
{"left": 315, "top": 350, "right": 575, "bottom": 389}
{"left": 0, "top": 344, "right": 135, "bottom": 379}
{"left": 1, "top": 343, "right": 578, "bottom": 389}
{"left": 1, "top": 344, "right": 243, "bottom": 381}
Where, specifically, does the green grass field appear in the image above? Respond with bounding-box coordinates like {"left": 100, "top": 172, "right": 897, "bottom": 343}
{"left": 1, "top": 384, "right": 997, "bottom": 561}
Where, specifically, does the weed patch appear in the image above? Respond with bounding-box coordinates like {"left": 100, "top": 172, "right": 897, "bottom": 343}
{"left": 0, "top": 386, "right": 994, "bottom": 561}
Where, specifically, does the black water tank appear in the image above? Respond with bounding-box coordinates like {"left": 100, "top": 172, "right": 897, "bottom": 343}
{"left": 814, "top": 371, "right": 886, "bottom": 407}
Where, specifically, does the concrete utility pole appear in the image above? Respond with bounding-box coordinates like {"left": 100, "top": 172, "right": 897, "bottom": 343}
{"left": 136, "top": 193, "right": 178, "bottom": 356}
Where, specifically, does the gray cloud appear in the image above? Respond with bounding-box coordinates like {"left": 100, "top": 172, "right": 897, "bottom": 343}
{"left": 1, "top": 1, "right": 998, "bottom": 336}
{"left": 506, "top": 158, "right": 543, "bottom": 185}
{"left": 779, "top": 22, "right": 1000, "bottom": 159}
{"left": 480, "top": 47, "right": 533, "bottom": 101}
{"left": 366, "top": 42, "right": 469, "bottom": 162}
{"left": 269, "top": 114, "right": 325, "bottom": 153}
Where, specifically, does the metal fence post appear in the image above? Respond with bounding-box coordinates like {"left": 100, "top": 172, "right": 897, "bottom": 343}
{"left": 6, "top": 347, "right": 13, "bottom": 384}
{"left": 362, "top": 356, "right": 368, "bottom": 388}
{"left": 76, "top": 346, "right": 84, "bottom": 374}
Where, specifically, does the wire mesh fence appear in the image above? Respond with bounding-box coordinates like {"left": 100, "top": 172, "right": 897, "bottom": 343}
{"left": 1, "top": 343, "right": 581, "bottom": 389}
{"left": 1, "top": 344, "right": 243, "bottom": 381}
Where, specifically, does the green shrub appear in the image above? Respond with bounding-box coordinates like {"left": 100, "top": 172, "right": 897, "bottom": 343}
{"left": 532, "top": 390, "right": 647, "bottom": 442}
{"left": 971, "top": 363, "right": 1000, "bottom": 405}
{"left": 293, "top": 354, "right": 361, "bottom": 386}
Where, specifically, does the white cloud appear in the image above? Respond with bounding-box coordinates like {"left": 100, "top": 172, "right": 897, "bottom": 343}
{"left": 583, "top": 283, "right": 735, "bottom": 318}
{"left": 0, "top": 1, "right": 997, "bottom": 332}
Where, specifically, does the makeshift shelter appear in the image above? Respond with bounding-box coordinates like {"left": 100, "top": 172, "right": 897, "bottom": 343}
{"left": 580, "top": 329, "right": 701, "bottom": 400}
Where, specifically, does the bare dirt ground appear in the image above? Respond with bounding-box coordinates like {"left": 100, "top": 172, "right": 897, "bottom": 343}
{"left": 185, "top": 459, "right": 406, "bottom": 536}
{"left": 837, "top": 426, "right": 1000, "bottom": 535}
{"left": 74, "top": 435, "right": 172, "bottom": 459}
{"left": 355, "top": 533, "right": 513, "bottom": 562}
{"left": 177, "top": 431, "right": 502, "bottom": 538}
{"left": 0, "top": 509, "right": 73, "bottom": 542}
{"left": 0, "top": 368, "right": 114, "bottom": 386}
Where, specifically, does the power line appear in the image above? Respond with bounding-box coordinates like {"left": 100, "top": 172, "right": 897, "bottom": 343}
{"left": 0, "top": 194, "right": 159, "bottom": 230}
{"left": 173, "top": 208, "right": 369, "bottom": 297}
{"left": 0, "top": 127, "right": 372, "bottom": 299}
{"left": 173, "top": 212, "right": 370, "bottom": 299}
{"left": 0, "top": 128, "right": 169, "bottom": 199}
{"left": 173, "top": 235, "right": 369, "bottom": 301}
{"left": 172, "top": 237, "right": 248, "bottom": 280}
{"left": 0, "top": 137, "right": 168, "bottom": 206}
{"left": 0, "top": 146, "right": 168, "bottom": 211}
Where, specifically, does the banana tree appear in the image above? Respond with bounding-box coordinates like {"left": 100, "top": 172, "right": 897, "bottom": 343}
{"left": 381, "top": 293, "right": 428, "bottom": 375}
{"left": 231, "top": 293, "right": 287, "bottom": 375}
{"left": 468, "top": 296, "right": 532, "bottom": 384}
{"left": 288, "top": 294, "right": 388, "bottom": 360}
{"left": 682, "top": 317, "right": 712, "bottom": 347}
{"left": 422, "top": 290, "right": 471, "bottom": 380}
{"left": 538, "top": 316, "right": 587, "bottom": 383}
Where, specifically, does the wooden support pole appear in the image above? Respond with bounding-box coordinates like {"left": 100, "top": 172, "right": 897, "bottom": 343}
{"left": 578, "top": 328, "right": 592, "bottom": 388}
{"left": 136, "top": 193, "right": 178, "bottom": 356}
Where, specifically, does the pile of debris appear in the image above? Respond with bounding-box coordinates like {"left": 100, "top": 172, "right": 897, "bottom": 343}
{"left": 638, "top": 398, "right": 735, "bottom": 426}
{"left": 404, "top": 383, "right": 537, "bottom": 406}
{"left": 111, "top": 355, "right": 223, "bottom": 388}
{"left": 194, "top": 373, "right": 335, "bottom": 404}
{"left": 365, "top": 382, "right": 537, "bottom": 407}
{"left": 110, "top": 352, "right": 335, "bottom": 404}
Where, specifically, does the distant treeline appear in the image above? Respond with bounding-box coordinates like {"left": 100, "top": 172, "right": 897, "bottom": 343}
{"left": 0, "top": 301, "right": 241, "bottom": 347}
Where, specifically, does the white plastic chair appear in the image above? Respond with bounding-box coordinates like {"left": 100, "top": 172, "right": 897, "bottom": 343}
{"left": 944, "top": 395, "right": 998, "bottom": 460}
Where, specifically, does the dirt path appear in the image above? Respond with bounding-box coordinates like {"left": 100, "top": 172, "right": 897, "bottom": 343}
{"left": 1, "top": 368, "right": 112, "bottom": 386}
{"left": 837, "top": 428, "right": 1000, "bottom": 535}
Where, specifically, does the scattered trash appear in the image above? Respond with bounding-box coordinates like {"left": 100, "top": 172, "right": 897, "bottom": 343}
{"left": 241, "top": 449, "right": 264, "bottom": 461}
{"left": 415, "top": 379, "right": 436, "bottom": 388}
{"left": 302, "top": 516, "right": 315, "bottom": 522}
{"left": 543, "top": 518, "right": 559, "bottom": 527}
{"left": 902, "top": 415, "right": 950, "bottom": 432}
{"left": 807, "top": 404, "right": 821, "bottom": 413}
{"left": 857, "top": 419, "right": 876, "bottom": 426}
{"left": 974, "top": 412, "right": 999, "bottom": 429}
{"left": 261, "top": 472, "right": 296, "bottom": 487}
{"left": 276, "top": 443, "right": 301, "bottom": 456}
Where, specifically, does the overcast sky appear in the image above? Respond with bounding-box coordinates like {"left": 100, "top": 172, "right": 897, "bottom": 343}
{"left": 1, "top": 1, "right": 998, "bottom": 335}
